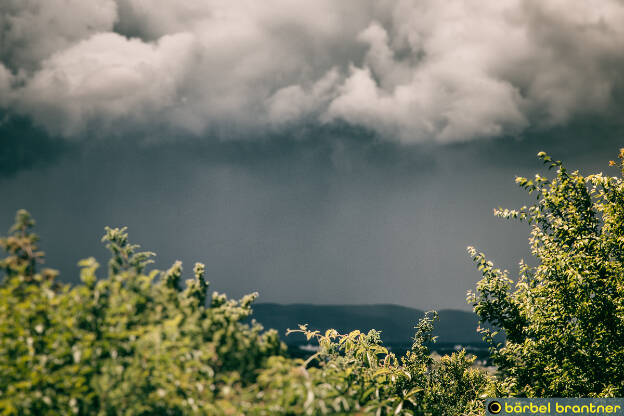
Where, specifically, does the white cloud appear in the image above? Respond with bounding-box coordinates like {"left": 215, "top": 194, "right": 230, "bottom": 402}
{"left": 1, "top": 0, "right": 624, "bottom": 142}
{"left": 14, "top": 32, "right": 196, "bottom": 137}
{"left": 267, "top": 68, "right": 341, "bottom": 124}
{"left": 0, "top": 0, "right": 118, "bottom": 70}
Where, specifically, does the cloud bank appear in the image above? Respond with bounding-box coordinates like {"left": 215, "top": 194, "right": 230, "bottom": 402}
{"left": 2, "top": 0, "right": 624, "bottom": 142}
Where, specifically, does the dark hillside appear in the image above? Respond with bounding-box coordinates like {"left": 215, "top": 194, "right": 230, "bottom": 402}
{"left": 252, "top": 303, "right": 486, "bottom": 347}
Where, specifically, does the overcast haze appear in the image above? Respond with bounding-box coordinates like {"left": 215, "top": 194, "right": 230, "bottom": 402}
{"left": 2, "top": 0, "right": 624, "bottom": 309}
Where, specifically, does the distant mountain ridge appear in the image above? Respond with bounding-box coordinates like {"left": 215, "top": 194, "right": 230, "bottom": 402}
{"left": 251, "top": 303, "right": 486, "bottom": 347}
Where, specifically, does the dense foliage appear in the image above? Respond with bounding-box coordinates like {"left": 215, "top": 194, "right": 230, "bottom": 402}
{"left": 0, "top": 212, "right": 283, "bottom": 414}
{"left": 0, "top": 210, "right": 494, "bottom": 415}
{"left": 468, "top": 151, "right": 624, "bottom": 397}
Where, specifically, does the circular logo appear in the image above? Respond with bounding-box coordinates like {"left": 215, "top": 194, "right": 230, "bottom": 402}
{"left": 488, "top": 401, "right": 502, "bottom": 414}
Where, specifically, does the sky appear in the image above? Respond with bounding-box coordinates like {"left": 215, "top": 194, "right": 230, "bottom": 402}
{"left": 2, "top": 0, "right": 624, "bottom": 310}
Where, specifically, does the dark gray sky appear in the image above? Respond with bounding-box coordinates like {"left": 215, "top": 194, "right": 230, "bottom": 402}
{"left": 2, "top": 121, "right": 622, "bottom": 310}
{"left": 2, "top": 0, "right": 624, "bottom": 310}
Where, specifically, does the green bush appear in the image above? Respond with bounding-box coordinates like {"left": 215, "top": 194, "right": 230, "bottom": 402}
{"left": 0, "top": 210, "right": 494, "bottom": 415}
{"left": 0, "top": 211, "right": 283, "bottom": 414}
{"left": 468, "top": 151, "right": 624, "bottom": 397}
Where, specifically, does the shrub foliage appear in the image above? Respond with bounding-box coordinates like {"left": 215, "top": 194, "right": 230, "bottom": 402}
{"left": 0, "top": 210, "right": 493, "bottom": 415}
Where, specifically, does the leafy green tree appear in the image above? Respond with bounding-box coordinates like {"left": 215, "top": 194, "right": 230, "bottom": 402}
{"left": 468, "top": 151, "right": 624, "bottom": 397}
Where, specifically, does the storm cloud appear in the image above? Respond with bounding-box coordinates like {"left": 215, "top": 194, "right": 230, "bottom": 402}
{"left": 2, "top": 0, "right": 624, "bottom": 142}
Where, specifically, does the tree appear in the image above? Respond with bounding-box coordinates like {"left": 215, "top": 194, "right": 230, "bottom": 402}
{"left": 468, "top": 150, "right": 624, "bottom": 397}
